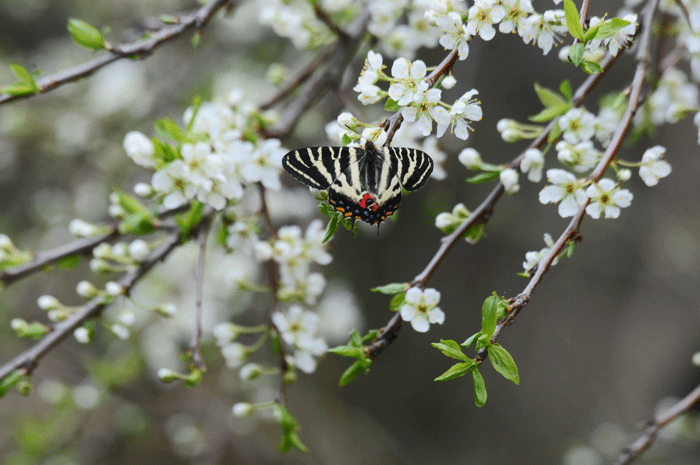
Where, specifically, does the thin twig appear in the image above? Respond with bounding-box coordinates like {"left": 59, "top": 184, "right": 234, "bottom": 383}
{"left": 259, "top": 46, "right": 336, "bottom": 111}
{"left": 613, "top": 381, "right": 700, "bottom": 465}
{"left": 0, "top": 0, "right": 233, "bottom": 106}
{"left": 189, "top": 213, "right": 211, "bottom": 371}
{"left": 0, "top": 228, "right": 118, "bottom": 288}
{"left": 264, "top": 9, "right": 371, "bottom": 140}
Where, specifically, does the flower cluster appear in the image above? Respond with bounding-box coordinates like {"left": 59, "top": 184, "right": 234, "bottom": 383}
{"left": 123, "top": 93, "right": 286, "bottom": 212}
{"left": 272, "top": 305, "right": 328, "bottom": 373}
{"left": 258, "top": 0, "right": 335, "bottom": 49}
{"left": 351, "top": 50, "right": 483, "bottom": 142}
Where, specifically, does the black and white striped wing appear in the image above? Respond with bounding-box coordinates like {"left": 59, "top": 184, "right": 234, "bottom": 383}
{"left": 282, "top": 147, "right": 357, "bottom": 190}
{"left": 382, "top": 147, "right": 434, "bottom": 191}
{"left": 282, "top": 144, "right": 433, "bottom": 227}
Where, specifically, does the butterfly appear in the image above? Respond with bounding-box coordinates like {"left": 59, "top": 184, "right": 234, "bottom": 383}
{"left": 282, "top": 140, "right": 433, "bottom": 228}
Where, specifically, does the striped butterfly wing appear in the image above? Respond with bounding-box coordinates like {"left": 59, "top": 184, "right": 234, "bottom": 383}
{"left": 282, "top": 147, "right": 355, "bottom": 190}
{"left": 282, "top": 144, "right": 433, "bottom": 226}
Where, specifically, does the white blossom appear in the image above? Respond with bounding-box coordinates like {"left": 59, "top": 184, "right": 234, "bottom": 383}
{"left": 559, "top": 108, "right": 596, "bottom": 144}
{"left": 500, "top": 168, "right": 520, "bottom": 194}
{"left": 400, "top": 287, "right": 445, "bottom": 333}
{"left": 585, "top": 178, "right": 633, "bottom": 219}
{"left": 639, "top": 146, "right": 672, "bottom": 186}
{"left": 520, "top": 148, "right": 544, "bottom": 182}
{"left": 466, "top": 1, "right": 505, "bottom": 41}
{"left": 123, "top": 131, "right": 155, "bottom": 167}
{"left": 539, "top": 169, "right": 588, "bottom": 217}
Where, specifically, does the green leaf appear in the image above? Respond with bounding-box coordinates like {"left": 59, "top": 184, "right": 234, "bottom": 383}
{"left": 57, "top": 254, "right": 81, "bottom": 269}
{"left": 563, "top": 0, "right": 584, "bottom": 40}
{"left": 534, "top": 83, "right": 566, "bottom": 109}
{"left": 67, "top": 18, "right": 105, "bottom": 50}
{"left": 371, "top": 283, "right": 408, "bottom": 294}
{"left": 5, "top": 63, "right": 39, "bottom": 96}
{"left": 582, "top": 23, "right": 601, "bottom": 42}
{"left": 328, "top": 345, "right": 366, "bottom": 358}
{"left": 323, "top": 212, "right": 342, "bottom": 243}
{"left": 275, "top": 405, "right": 307, "bottom": 453}
{"left": 191, "top": 31, "right": 202, "bottom": 48}
{"left": 435, "top": 361, "right": 474, "bottom": 381}
{"left": 432, "top": 340, "right": 469, "bottom": 361}
{"left": 10, "top": 63, "right": 38, "bottom": 89}
{"left": 3, "top": 83, "right": 38, "bottom": 96}
{"left": 114, "top": 188, "right": 151, "bottom": 217}
{"left": 119, "top": 213, "right": 156, "bottom": 235}
{"left": 341, "top": 133, "right": 353, "bottom": 146}
{"left": 461, "top": 332, "right": 480, "bottom": 348}
{"left": 580, "top": 60, "right": 603, "bottom": 74}
{"left": 568, "top": 42, "right": 585, "bottom": 66}
{"left": 487, "top": 344, "right": 520, "bottom": 385}
{"left": 349, "top": 329, "right": 363, "bottom": 346}
{"left": 384, "top": 98, "right": 400, "bottom": 112}
{"left": 389, "top": 292, "right": 406, "bottom": 311}
{"left": 559, "top": 80, "right": 572, "bottom": 101}
{"left": 548, "top": 121, "right": 563, "bottom": 143}
{"left": 466, "top": 171, "right": 500, "bottom": 184}
{"left": 339, "top": 359, "right": 371, "bottom": 387}
{"left": 154, "top": 116, "right": 184, "bottom": 142}
{"left": 595, "top": 18, "right": 632, "bottom": 40}
{"left": 152, "top": 138, "right": 179, "bottom": 165}
{"left": 529, "top": 104, "right": 571, "bottom": 123}
{"left": 481, "top": 295, "right": 500, "bottom": 339}
{"left": 0, "top": 370, "right": 24, "bottom": 397}
{"left": 175, "top": 201, "right": 204, "bottom": 238}
{"left": 472, "top": 367, "right": 487, "bottom": 407}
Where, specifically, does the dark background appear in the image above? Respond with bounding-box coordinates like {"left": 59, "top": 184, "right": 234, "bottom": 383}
{"left": 1, "top": 1, "right": 699, "bottom": 464}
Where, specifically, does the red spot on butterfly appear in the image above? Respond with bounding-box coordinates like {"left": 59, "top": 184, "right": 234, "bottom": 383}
{"left": 359, "top": 193, "right": 379, "bottom": 211}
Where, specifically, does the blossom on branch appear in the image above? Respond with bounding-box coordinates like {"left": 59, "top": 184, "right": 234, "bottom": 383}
{"left": 400, "top": 287, "right": 445, "bottom": 333}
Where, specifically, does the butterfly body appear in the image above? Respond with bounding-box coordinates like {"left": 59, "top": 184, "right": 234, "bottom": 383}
{"left": 282, "top": 141, "right": 433, "bottom": 226}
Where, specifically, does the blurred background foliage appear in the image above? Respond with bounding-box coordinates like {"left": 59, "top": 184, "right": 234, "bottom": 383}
{"left": 0, "top": 0, "right": 700, "bottom": 464}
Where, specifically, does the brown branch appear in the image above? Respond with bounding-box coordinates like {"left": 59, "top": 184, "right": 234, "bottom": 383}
{"left": 313, "top": 3, "right": 349, "bottom": 39}
{"left": 0, "top": 228, "right": 118, "bottom": 288}
{"left": 259, "top": 46, "right": 336, "bottom": 111}
{"left": 613, "top": 381, "right": 700, "bottom": 465}
{"left": 263, "top": 9, "right": 371, "bottom": 140}
{"left": 0, "top": 0, "right": 234, "bottom": 106}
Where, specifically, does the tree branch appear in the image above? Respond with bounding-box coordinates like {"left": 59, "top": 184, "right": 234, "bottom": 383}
{"left": 0, "top": 204, "right": 190, "bottom": 289}
{"left": 613, "top": 381, "right": 700, "bottom": 465}
{"left": 0, "top": 0, "right": 234, "bottom": 106}
{"left": 263, "top": 9, "right": 371, "bottom": 140}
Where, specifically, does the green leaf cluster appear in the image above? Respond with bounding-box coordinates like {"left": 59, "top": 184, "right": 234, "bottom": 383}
{"left": 276, "top": 405, "right": 308, "bottom": 453}
{"left": 67, "top": 18, "right": 105, "bottom": 50}
{"left": 432, "top": 293, "right": 519, "bottom": 407}
{"left": 562, "top": 0, "right": 631, "bottom": 73}
{"left": 329, "top": 329, "right": 378, "bottom": 386}
{"left": 113, "top": 188, "right": 158, "bottom": 235}
{"left": 529, "top": 81, "right": 573, "bottom": 123}
{"left": 321, "top": 209, "right": 358, "bottom": 243}
{"left": 2, "top": 63, "right": 40, "bottom": 97}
